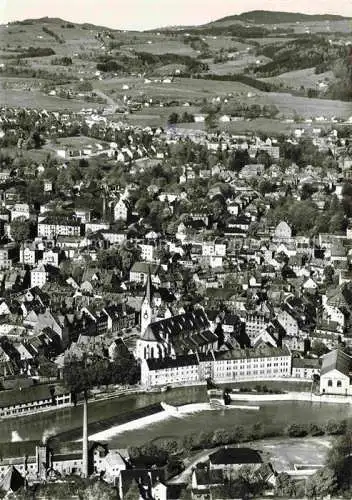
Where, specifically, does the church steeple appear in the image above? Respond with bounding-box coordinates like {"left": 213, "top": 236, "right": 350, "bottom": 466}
{"left": 140, "top": 268, "right": 153, "bottom": 334}
{"left": 145, "top": 267, "right": 152, "bottom": 304}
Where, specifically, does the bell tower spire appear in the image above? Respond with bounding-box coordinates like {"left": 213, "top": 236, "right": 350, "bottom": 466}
{"left": 141, "top": 267, "right": 153, "bottom": 334}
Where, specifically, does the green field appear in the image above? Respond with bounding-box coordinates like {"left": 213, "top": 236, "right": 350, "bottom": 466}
{"left": 245, "top": 92, "right": 352, "bottom": 119}
{"left": 120, "top": 39, "right": 197, "bottom": 56}
{"left": 202, "top": 36, "right": 251, "bottom": 52}
{"left": 260, "top": 68, "right": 335, "bottom": 91}
{"left": 95, "top": 76, "right": 262, "bottom": 101}
{"left": 207, "top": 54, "right": 272, "bottom": 75}
{"left": 0, "top": 86, "right": 94, "bottom": 110}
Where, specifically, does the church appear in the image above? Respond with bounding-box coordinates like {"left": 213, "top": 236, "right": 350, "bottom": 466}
{"left": 136, "top": 272, "right": 218, "bottom": 360}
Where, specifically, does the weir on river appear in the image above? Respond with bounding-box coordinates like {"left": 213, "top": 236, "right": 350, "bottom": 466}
{"left": 1, "top": 385, "right": 351, "bottom": 449}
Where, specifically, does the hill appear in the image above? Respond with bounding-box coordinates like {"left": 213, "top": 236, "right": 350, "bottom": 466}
{"left": 9, "top": 16, "right": 122, "bottom": 33}
{"left": 208, "top": 10, "right": 351, "bottom": 26}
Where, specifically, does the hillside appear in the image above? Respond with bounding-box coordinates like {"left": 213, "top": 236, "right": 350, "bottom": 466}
{"left": 0, "top": 10, "right": 351, "bottom": 118}
{"left": 208, "top": 10, "right": 351, "bottom": 26}
{"left": 9, "top": 17, "right": 122, "bottom": 33}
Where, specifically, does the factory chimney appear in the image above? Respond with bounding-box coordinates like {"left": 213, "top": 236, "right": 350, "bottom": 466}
{"left": 82, "top": 395, "right": 88, "bottom": 478}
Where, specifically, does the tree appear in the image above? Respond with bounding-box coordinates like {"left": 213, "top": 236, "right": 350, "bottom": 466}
{"left": 327, "top": 430, "right": 352, "bottom": 491}
{"left": 275, "top": 472, "right": 297, "bottom": 497}
{"left": 205, "top": 112, "right": 217, "bottom": 132}
{"left": 325, "top": 419, "right": 347, "bottom": 436}
{"left": 310, "top": 340, "right": 329, "bottom": 358}
{"left": 308, "top": 423, "right": 324, "bottom": 436}
{"left": 83, "top": 481, "right": 117, "bottom": 500}
{"left": 306, "top": 467, "right": 338, "bottom": 498}
{"left": 10, "top": 216, "right": 30, "bottom": 245}
{"left": 258, "top": 179, "right": 275, "bottom": 195}
{"left": 323, "top": 265, "right": 335, "bottom": 285}
{"left": 286, "top": 423, "right": 308, "bottom": 437}
{"left": 212, "top": 428, "right": 231, "bottom": 446}
{"left": 135, "top": 197, "right": 150, "bottom": 217}
{"left": 168, "top": 112, "right": 179, "bottom": 125}
{"left": 10, "top": 216, "right": 31, "bottom": 264}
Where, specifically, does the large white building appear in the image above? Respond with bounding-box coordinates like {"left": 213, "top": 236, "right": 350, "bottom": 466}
{"left": 141, "top": 345, "right": 292, "bottom": 387}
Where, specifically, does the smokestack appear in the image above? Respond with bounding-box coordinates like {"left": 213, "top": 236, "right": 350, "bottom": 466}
{"left": 82, "top": 397, "right": 88, "bottom": 478}
{"left": 102, "top": 195, "right": 106, "bottom": 220}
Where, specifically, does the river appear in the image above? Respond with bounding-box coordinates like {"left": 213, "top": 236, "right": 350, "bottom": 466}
{"left": 1, "top": 386, "right": 351, "bottom": 447}
{"left": 0, "top": 386, "right": 207, "bottom": 443}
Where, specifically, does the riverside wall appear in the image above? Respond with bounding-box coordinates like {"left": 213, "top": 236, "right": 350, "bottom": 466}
{"left": 230, "top": 392, "right": 352, "bottom": 404}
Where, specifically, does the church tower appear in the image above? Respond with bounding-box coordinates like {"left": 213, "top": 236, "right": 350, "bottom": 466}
{"left": 140, "top": 270, "right": 153, "bottom": 334}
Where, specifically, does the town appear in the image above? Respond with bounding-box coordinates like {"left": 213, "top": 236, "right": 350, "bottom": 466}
{"left": 0, "top": 4, "right": 352, "bottom": 500}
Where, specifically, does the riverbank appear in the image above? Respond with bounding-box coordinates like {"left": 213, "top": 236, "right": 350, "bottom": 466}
{"left": 230, "top": 392, "right": 352, "bottom": 404}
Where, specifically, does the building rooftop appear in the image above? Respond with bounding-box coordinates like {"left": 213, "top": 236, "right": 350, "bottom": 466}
{"left": 321, "top": 349, "right": 352, "bottom": 377}
{"left": 209, "top": 447, "right": 262, "bottom": 465}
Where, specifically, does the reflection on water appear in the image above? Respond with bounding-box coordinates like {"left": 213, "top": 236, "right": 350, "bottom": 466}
{"left": 11, "top": 431, "right": 22, "bottom": 442}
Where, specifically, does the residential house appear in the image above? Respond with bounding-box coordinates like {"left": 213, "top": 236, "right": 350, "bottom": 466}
{"left": 114, "top": 199, "right": 131, "bottom": 222}
{"left": 38, "top": 218, "right": 81, "bottom": 238}
{"left": 292, "top": 358, "right": 320, "bottom": 380}
{"left": 0, "top": 244, "right": 19, "bottom": 270}
{"left": 130, "top": 262, "right": 159, "bottom": 284}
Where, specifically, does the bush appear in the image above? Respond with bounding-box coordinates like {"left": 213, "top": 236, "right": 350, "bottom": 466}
{"left": 18, "top": 47, "right": 56, "bottom": 58}
{"left": 286, "top": 424, "right": 308, "bottom": 438}
{"left": 308, "top": 423, "right": 325, "bottom": 436}
{"left": 51, "top": 57, "right": 72, "bottom": 66}
{"left": 325, "top": 419, "right": 347, "bottom": 435}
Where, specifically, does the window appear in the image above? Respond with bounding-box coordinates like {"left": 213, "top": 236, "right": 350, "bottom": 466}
{"left": 328, "top": 380, "right": 332, "bottom": 387}
{"left": 337, "top": 380, "right": 342, "bottom": 387}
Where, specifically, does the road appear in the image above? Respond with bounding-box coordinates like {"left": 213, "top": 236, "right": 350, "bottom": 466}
{"left": 168, "top": 448, "right": 214, "bottom": 484}
{"left": 93, "top": 88, "right": 120, "bottom": 113}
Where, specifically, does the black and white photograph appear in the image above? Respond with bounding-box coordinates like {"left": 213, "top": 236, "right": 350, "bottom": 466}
{"left": 0, "top": 0, "right": 351, "bottom": 498}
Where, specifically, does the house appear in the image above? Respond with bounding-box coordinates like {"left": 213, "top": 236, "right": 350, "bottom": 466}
{"left": 276, "top": 308, "right": 299, "bottom": 336}
{"left": 43, "top": 180, "right": 53, "bottom": 192}
{"left": 42, "top": 249, "right": 60, "bottom": 267}
{"left": 0, "top": 243, "right": 19, "bottom": 270}
{"left": 0, "top": 467, "right": 25, "bottom": 494}
{"left": 129, "top": 262, "right": 159, "bottom": 284}
{"left": 10, "top": 203, "right": 30, "bottom": 221}
{"left": 219, "top": 114, "right": 231, "bottom": 123}
{"left": 302, "top": 277, "right": 318, "bottom": 293}
{"left": 191, "top": 468, "right": 223, "bottom": 491}
{"left": 20, "top": 245, "right": 38, "bottom": 266}
{"left": 93, "top": 447, "right": 129, "bottom": 484}
{"left": 139, "top": 241, "right": 156, "bottom": 262}
{"left": 273, "top": 221, "right": 292, "bottom": 242}
{"left": 30, "top": 264, "right": 48, "bottom": 288}
{"left": 239, "top": 163, "right": 265, "bottom": 180}
{"left": 0, "top": 300, "right": 11, "bottom": 316}
{"left": 114, "top": 199, "right": 131, "bottom": 222}
{"left": 194, "top": 114, "right": 206, "bottom": 123}
{"left": 103, "top": 304, "right": 135, "bottom": 333}
{"left": 0, "top": 384, "right": 72, "bottom": 418}
{"left": 118, "top": 468, "right": 166, "bottom": 500}
{"left": 292, "top": 357, "right": 320, "bottom": 379}
{"left": 320, "top": 349, "right": 352, "bottom": 396}
{"left": 108, "top": 338, "right": 130, "bottom": 361}
{"left": 38, "top": 218, "right": 81, "bottom": 238}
